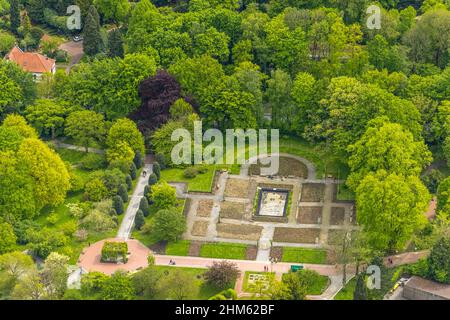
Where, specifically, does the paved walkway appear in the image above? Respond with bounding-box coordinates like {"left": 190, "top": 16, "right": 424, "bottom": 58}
{"left": 117, "top": 163, "right": 153, "bottom": 240}
{"left": 55, "top": 140, "right": 104, "bottom": 154}
{"left": 59, "top": 40, "right": 84, "bottom": 73}
{"left": 78, "top": 239, "right": 151, "bottom": 275}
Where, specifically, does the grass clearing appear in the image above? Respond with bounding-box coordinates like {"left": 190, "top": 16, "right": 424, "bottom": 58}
{"left": 152, "top": 266, "right": 231, "bottom": 300}
{"left": 334, "top": 278, "right": 356, "bottom": 300}
{"left": 161, "top": 165, "right": 216, "bottom": 192}
{"left": 281, "top": 247, "right": 328, "bottom": 264}
{"left": 166, "top": 241, "right": 191, "bottom": 256}
{"left": 200, "top": 242, "right": 248, "bottom": 260}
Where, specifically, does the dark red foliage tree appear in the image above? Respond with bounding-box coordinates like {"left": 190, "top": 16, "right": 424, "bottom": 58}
{"left": 129, "top": 70, "right": 182, "bottom": 134}
{"left": 204, "top": 260, "right": 241, "bottom": 289}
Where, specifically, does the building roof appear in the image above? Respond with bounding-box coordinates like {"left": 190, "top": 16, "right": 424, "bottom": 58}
{"left": 405, "top": 276, "right": 450, "bottom": 300}
{"left": 6, "top": 46, "right": 55, "bottom": 74}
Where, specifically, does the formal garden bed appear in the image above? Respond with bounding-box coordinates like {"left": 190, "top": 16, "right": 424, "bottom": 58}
{"left": 269, "top": 246, "right": 283, "bottom": 261}
{"left": 245, "top": 245, "right": 258, "bottom": 260}
{"left": 248, "top": 156, "right": 308, "bottom": 178}
{"left": 191, "top": 221, "right": 210, "bottom": 237}
{"left": 330, "top": 207, "right": 346, "bottom": 225}
{"left": 219, "top": 201, "right": 248, "bottom": 220}
{"left": 297, "top": 206, "right": 323, "bottom": 224}
{"left": 197, "top": 200, "right": 214, "bottom": 217}
{"left": 300, "top": 183, "right": 325, "bottom": 202}
{"left": 224, "top": 178, "right": 250, "bottom": 198}
{"left": 188, "top": 241, "right": 202, "bottom": 256}
{"left": 273, "top": 227, "right": 321, "bottom": 244}
{"left": 216, "top": 223, "right": 262, "bottom": 241}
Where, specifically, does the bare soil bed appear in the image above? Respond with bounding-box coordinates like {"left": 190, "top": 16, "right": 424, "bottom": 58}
{"left": 246, "top": 245, "right": 258, "bottom": 260}
{"left": 220, "top": 201, "right": 248, "bottom": 220}
{"left": 330, "top": 207, "right": 346, "bottom": 225}
{"left": 273, "top": 227, "right": 321, "bottom": 244}
{"left": 297, "top": 206, "right": 323, "bottom": 224}
{"left": 300, "top": 183, "right": 325, "bottom": 202}
{"left": 249, "top": 156, "right": 308, "bottom": 178}
{"left": 191, "top": 221, "right": 209, "bottom": 237}
{"left": 225, "top": 178, "right": 250, "bottom": 198}
{"left": 197, "top": 200, "right": 214, "bottom": 217}
{"left": 188, "top": 241, "right": 203, "bottom": 256}
{"left": 216, "top": 223, "right": 262, "bottom": 241}
{"left": 270, "top": 247, "right": 283, "bottom": 261}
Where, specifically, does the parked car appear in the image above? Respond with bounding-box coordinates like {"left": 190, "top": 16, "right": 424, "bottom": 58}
{"left": 73, "top": 35, "right": 83, "bottom": 42}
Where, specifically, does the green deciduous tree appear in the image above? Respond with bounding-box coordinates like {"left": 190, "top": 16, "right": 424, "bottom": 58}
{"left": 25, "top": 99, "right": 69, "bottom": 139}
{"left": 40, "top": 252, "right": 69, "bottom": 299}
{"left": 65, "top": 110, "right": 106, "bottom": 152}
{"left": 18, "top": 138, "right": 71, "bottom": 210}
{"left": 356, "top": 170, "right": 430, "bottom": 253}
{"left": 427, "top": 236, "right": 450, "bottom": 284}
{"left": 437, "top": 177, "right": 450, "bottom": 212}
{"left": 347, "top": 120, "right": 432, "bottom": 190}
{"left": 404, "top": 9, "right": 450, "bottom": 69}
{"left": 57, "top": 54, "right": 157, "bottom": 119}
{"left": 101, "top": 271, "right": 134, "bottom": 300}
{"left": 94, "top": 0, "right": 130, "bottom": 24}
{"left": 0, "top": 223, "right": 17, "bottom": 254}
{"left": 157, "top": 269, "right": 198, "bottom": 300}
{"left": 149, "top": 182, "right": 177, "bottom": 213}
{"left": 106, "top": 118, "right": 144, "bottom": 161}
{"left": 149, "top": 208, "right": 186, "bottom": 242}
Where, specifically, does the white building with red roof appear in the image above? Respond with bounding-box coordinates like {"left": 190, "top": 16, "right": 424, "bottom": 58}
{"left": 5, "top": 46, "right": 56, "bottom": 80}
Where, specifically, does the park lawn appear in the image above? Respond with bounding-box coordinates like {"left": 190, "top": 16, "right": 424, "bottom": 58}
{"left": 334, "top": 266, "right": 404, "bottom": 300}
{"left": 166, "top": 241, "right": 191, "bottom": 256}
{"left": 35, "top": 154, "right": 142, "bottom": 264}
{"left": 281, "top": 247, "right": 328, "bottom": 264}
{"left": 152, "top": 266, "right": 232, "bottom": 300}
{"left": 37, "top": 191, "right": 119, "bottom": 264}
{"left": 56, "top": 148, "right": 90, "bottom": 164}
{"left": 334, "top": 278, "right": 356, "bottom": 300}
{"left": 60, "top": 136, "right": 104, "bottom": 150}
{"left": 281, "top": 271, "right": 329, "bottom": 295}
{"left": 200, "top": 242, "right": 247, "bottom": 260}
{"left": 306, "top": 274, "right": 330, "bottom": 295}
{"left": 160, "top": 165, "right": 216, "bottom": 192}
